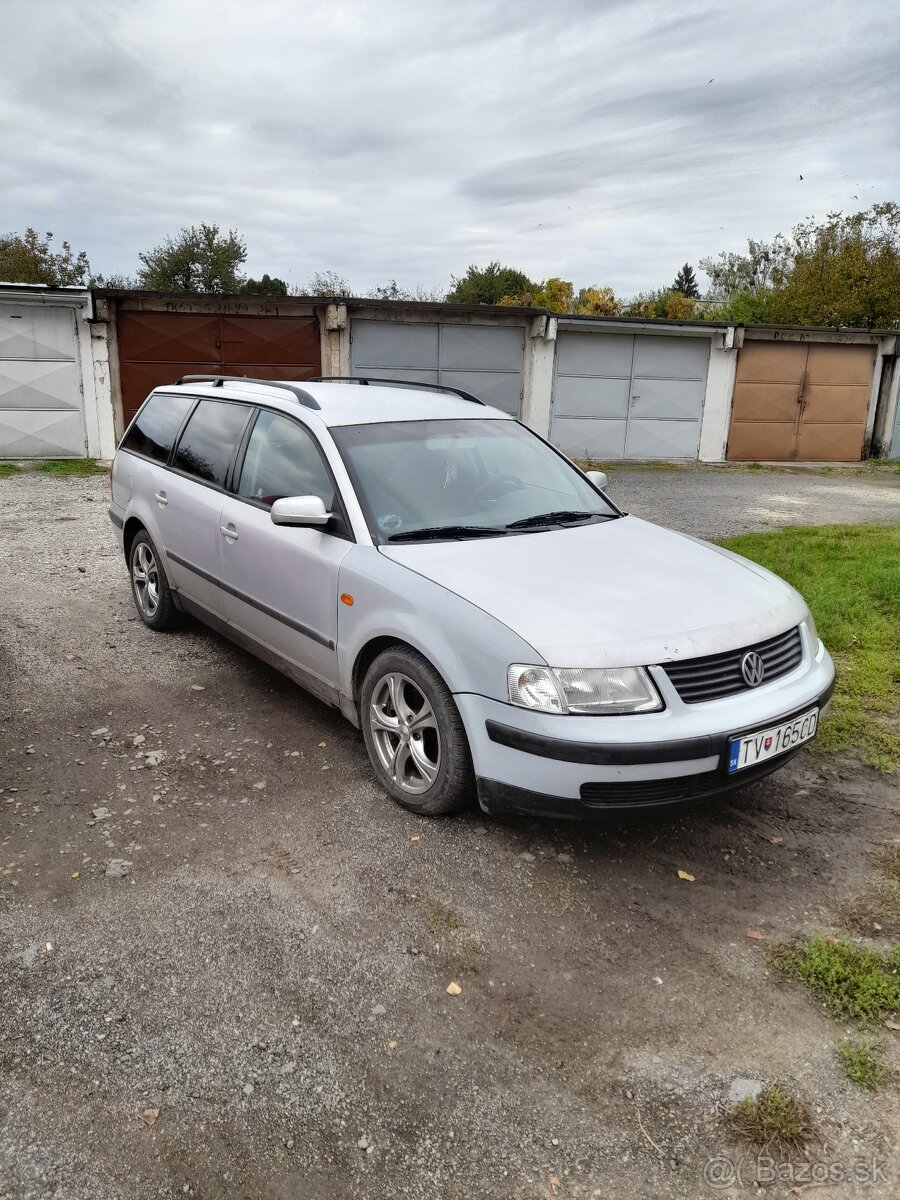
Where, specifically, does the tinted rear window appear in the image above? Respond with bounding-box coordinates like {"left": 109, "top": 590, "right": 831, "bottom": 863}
{"left": 173, "top": 400, "right": 250, "bottom": 487}
{"left": 121, "top": 392, "right": 193, "bottom": 463}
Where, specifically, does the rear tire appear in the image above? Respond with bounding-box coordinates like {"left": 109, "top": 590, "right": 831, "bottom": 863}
{"left": 129, "top": 530, "right": 179, "bottom": 631}
{"left": 360, "top": 647, "right": 474, "bottom": 815}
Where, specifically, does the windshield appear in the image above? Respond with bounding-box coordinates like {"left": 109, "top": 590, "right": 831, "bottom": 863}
{"left": 331, "top": 419, "right": 620, "bottom": 543}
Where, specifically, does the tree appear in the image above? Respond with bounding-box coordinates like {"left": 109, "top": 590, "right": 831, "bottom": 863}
{"left": 137, "top": 223, "right": 247, "bottom": 292}
{"left": 0, "top": 228, "right": 91, "bottom": 286}
{"left": 768, "top": 203, "right": 900, "bottom": 327}
{"left": 535, "top": 277, "right": 575, "bottom": 313}
{"left": 625, "top": 288, "right": 697, "bottom": 319}
{"left": 306, "top": 269, "right": 351, "bottom": 297}
{"left": 91, "top": 272, "right": 138, "bottom": 290}
{"left": 673, "top": 262, "right": 700, "bottom": 298}
{"left": 240, "top": 274, "right": 288, "bottom": 297}
{"left": 368, "top": 279, "right": 410, "bottom": 301}
{"left": 699, "top": 204, "right": 900, "bottom": 327}
{"left": 410, "top": 283, "right": 448, "bottom": 303}
{"left": 661, "top": 289, "right": 697, "bottom": 319}
{"left": 700, "top": 237, "right": 792, "bottom": 302}
{"left": 447, "top": 261, "right": 535, "bottom": 305}
{"left": 575, "top": 286, "right": 622, "bottom": 316}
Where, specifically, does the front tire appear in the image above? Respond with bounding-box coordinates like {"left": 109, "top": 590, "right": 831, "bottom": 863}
{"left": 360, "top": 647, "right": 474, "bottom": 815}
{"left": 129, "top": 530, "right": 179, "bottom": 631}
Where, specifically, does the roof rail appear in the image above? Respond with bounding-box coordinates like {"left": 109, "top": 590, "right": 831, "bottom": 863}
{"left": 174, "top": 374, "right": 320, "bottom": 411}
{"left": 309, "top": 376, "right": 485, "bottom": 406}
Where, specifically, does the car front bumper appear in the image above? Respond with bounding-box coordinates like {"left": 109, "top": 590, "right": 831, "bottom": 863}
{"left": 455, "top": 636, "right": 836, "bottom": 817}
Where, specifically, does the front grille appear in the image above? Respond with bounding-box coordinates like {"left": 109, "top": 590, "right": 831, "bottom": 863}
{"left": 579, "top": 750, "right": 804, "bottom": 808}
{"left": 580, "top": 777, "right": 695, "bottom": 805}
{"left": 661, "top": 626, "right": 803, "bottom": 704}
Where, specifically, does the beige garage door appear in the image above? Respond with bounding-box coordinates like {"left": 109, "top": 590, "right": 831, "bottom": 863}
{"left": 727, "top": 341, "right": 875, "bottom": 461}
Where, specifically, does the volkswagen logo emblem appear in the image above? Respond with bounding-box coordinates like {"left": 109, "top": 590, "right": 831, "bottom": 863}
{"left": 741, "top": 651, "right": 766, "bottom": 687}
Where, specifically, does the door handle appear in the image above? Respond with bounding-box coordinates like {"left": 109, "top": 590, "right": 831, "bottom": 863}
{"left": 630, "top": 394, "right": 641, "bottom": 407}
{"left": 220, "top": 525, "right": 239, "bottom": 543}
{"left": 154, "top": 490, "right": 168, "bottom": 507}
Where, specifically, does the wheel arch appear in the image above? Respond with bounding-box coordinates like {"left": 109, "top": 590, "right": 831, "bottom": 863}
{"left": 352, "top": 636, "right": 419, "bottom": 705}
{"left": 122, "top": 515, "right": 147, "bottom": 562}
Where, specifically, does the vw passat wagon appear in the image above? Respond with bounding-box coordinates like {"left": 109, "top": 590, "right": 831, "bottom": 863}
{"left": 110, "top": 376, "right": 835, "bottom": 818}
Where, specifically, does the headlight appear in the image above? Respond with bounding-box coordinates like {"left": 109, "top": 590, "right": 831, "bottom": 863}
{"left": 507, "top": 665, "right": 662, "bottom": 714}
{"left": 802, "top": 612, "right": 819, "bottom": 652}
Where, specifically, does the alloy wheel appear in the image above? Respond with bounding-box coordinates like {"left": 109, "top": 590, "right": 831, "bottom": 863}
{"left": 368, "top": 672, "right": 441, "bottom": 795}
{"left": 132, "top": 541, "right": 160, "bottom": 618}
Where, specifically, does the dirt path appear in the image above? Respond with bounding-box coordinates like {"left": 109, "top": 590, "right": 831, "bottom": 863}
{"left": 607, "top": 464, "right": 899, "bottom": 539}
{"left": 1, "top": 474, "right": 898, "bottom": 1199}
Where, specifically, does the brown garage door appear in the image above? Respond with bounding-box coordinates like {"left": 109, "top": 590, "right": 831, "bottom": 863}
{"left": 116, "top": 311, "right": 321, "bottom": 427}
{"left": 727, "top": 341, "right": 875, "bottom": 461}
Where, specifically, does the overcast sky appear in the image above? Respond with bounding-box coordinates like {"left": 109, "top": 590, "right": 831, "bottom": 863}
{"left": 2, "top": 0, "right": 898, "bottom": 297}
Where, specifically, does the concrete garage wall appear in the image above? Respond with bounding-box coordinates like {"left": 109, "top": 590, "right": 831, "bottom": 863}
{"left": 90, "top": 291, "right": 897, "bottom": 464}
{"left": 0, "top": 284, "right": 115, "bottom": 460}
{"left": 870, "top": 349, "right": 900, "bottom": 459}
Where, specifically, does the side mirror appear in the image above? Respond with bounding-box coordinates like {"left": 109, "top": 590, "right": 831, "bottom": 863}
{"left": 585, "top": 469, "right": 608, "bottom": 490}
{"left": 270, "top": 495, "right": 332, "bottom": 526}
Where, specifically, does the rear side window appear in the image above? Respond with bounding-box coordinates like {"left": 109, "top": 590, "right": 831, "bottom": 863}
{"left": 121, "top": 392, "right": 193, "bottom": 463}
{"left": 238, "top": 409, "right": 335, "bottom": 508}
{"left": 173, "top": 400, "right": 250, "bottom": 487}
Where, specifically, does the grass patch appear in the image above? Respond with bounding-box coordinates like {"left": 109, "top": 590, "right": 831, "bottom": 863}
{"left": 840, "top": 845, "right": 900, "bottom": 939}
{"left": 841, "top": 882, "right": 900, "bottom": 939}
{"left": 878, "top": 844, "right": 900, "bottom": 883}
{"left": 428, "top": 902, "right": 462, "bottom": 936}
{"left": 720, "top": 525, "right": 900, "bottom": 772}
{"left": 726, "top": 1083, "right": 814, "bottom": 1154}
{"left": 837, "top": 1039, "right": 887, "bottom": 1090}
{"left": 0, "top": 463, "right": 21, "bottom": 477}
{"left": 36, "top": 458, "right": 108, "bottom": 477}
{"left": 770, "top": 935, "right": 900, "bottom": 1027}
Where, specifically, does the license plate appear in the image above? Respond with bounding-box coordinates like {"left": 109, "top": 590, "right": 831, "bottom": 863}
{"left": 727, "top": 707, "right": 819, "bottom": 773}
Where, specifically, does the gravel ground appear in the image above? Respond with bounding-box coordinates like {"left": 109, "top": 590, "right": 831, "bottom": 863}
{"left": 1, "top": 469, "right": 898, "bottom": 1200}
{"left": 603, "top": 465, "right": 900, "bottom": 539}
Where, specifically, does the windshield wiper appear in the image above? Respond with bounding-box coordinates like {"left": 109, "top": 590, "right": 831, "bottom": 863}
{"left": 505, "top": 510, "right": 601, "bottom": 530}
{"left": 387, "top": 524, "right": 509, "bottom": 543}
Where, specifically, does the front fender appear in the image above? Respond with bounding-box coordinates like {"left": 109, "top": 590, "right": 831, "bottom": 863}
{"left": 336, "top": 546, "right": 543, "bottom": 705}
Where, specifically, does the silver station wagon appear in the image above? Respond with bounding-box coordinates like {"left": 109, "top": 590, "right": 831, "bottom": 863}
{"left": 110, "top": 376, "right": 835, "bottom": 817}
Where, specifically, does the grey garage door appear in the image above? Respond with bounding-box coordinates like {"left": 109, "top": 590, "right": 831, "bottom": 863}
{"left": 350, "top": 320, "right": 525, "bottom": 414}
{"left": 550, "top": 332, "right": 710, "bottom": 460}
{"left": 0, "top": 302, "right": 86, "bottom": 457}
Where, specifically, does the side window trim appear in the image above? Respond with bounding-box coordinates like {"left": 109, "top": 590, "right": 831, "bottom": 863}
{"left": 228, "top": 407, "right": 261, "bottom": 494}
{"left": 231, "top": 405, "right": 355, "bottom": 543}
{"left": 166, "top": 395, "right": 201, "bottom": 467}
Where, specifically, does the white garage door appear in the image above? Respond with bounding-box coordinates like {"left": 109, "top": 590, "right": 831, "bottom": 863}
{"left": 350, "top": 320, "right": 525, "bottom": 414}
{"left": 0, "top": 302, "right": 86, "bottom": 458}
{"left": 551, "top": 332, "right": 710, "bottom": 460}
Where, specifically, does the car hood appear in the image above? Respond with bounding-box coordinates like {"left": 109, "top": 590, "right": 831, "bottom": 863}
{"left": 381, "top": 515, "right": 806, "bottom": 668}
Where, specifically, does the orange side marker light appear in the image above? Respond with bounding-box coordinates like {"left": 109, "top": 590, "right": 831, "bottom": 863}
{"left": 340, "top": 593, "right": 354, "bottom": 606}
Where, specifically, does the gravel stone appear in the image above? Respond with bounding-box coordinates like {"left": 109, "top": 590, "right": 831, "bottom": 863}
{"left": 1, "top": 468, "right": 897, "bottom": 1200}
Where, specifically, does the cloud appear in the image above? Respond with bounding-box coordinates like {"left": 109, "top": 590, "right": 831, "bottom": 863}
{"left": 0, "top": 0, "right": 897, "bottom": 296}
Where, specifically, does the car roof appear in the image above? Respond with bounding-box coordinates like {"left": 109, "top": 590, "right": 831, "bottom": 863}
{"left": 152, "top": 379, "right": 514, "bottom": 427}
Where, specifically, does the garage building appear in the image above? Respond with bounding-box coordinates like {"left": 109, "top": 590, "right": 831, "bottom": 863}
{"left": 83, "top": 290, "right": 900, "bottom": 465}
{"left": 0, "top": 284, "right": 114, "bottom": 459}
